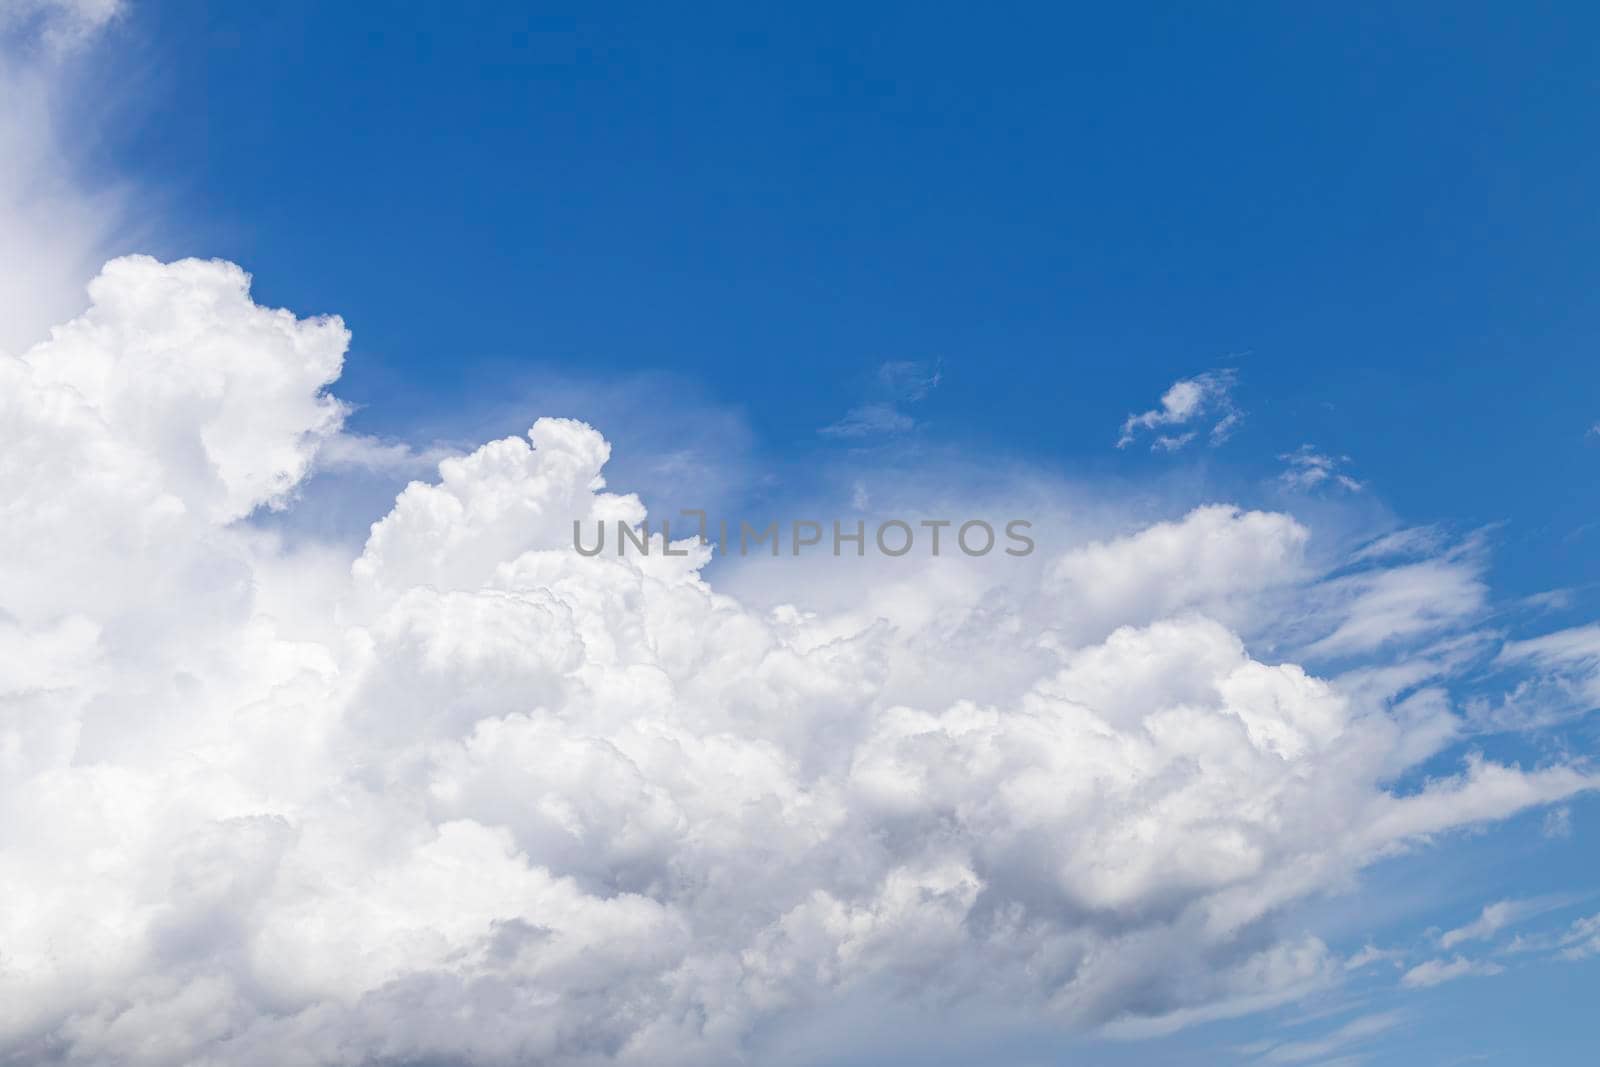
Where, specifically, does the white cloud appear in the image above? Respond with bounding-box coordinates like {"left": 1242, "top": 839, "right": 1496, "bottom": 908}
{"left": 1349, "top": 526, "right": 1446, "bottom": 564}
{"left": 1399, "top": 956, "right": 1505, "bottom": 989}
{"left": 1302, "top": 550, "right": 1488, "bottom": 659}
{"left": 1555, "top": 913, "right": 1600, "bottom": 960}
{"left": 1251, "top": 1009, "right": 1404, "bottom": 1064}
{"left": 1502, "top": 909, "right": 1600, "bottom": 961}
{"left": 1438, "top": 898, "right": 1567, "bottom": 950}
{"left": 1497, "top": 623, "right": 1600, "bottom": 704}
{"left": 1543, "top": 806, "right": 1573, "bottom": 839}
{"left": 1117, "top": 369, "right": 1240, "bottom": 451}
{"left": 1047, "top": 504, "right": 1310, "bottom": 641}
{"left": 314, "top": 432, "right": 461, "bottom": 476}
{"left": 1343, "top": 944, "right": 1403, "bottom": 970}
{"left": 1280, "top": 445, "right": 1364, "bottom": 493}
{"left": 1, "top": 258, "right": 1596, "bottom": 1065}
{"left": 0, "top": 0, "right": 131, "bottom": 356}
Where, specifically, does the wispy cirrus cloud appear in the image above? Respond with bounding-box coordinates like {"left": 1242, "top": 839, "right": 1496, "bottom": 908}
{"left": 819, "top": 400, "right": 917, "bottom": 438}
{"left": 1400, "top": 956, "right": 1505, "bottom": 989}
{"left": 1280, "top": 445, "right": 1364, "bottom": 493}
{"left": 1246, "top": 1010, "right": 1406, "bottom": 1064}
{"left": 1439, "top": 897, "right": 1578, "bottom": 950}
{"left": 819, "top": 358, "right": 942, "bottom": 439}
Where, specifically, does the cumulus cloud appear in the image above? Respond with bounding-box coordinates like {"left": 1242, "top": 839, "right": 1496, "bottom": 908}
{"left": 0, "top": 258, "right": 1596, "bottom": 1066}
{"left": 1117, "top": 369, "right": 1241, "bottom": 451}
{"left": 1046, "top": 504, "right": 1310, "bottom": 641}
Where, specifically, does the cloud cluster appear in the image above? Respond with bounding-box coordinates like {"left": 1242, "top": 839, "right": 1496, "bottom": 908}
{"left": 0, "top": 258, "right": 1595, "bottom": 1065}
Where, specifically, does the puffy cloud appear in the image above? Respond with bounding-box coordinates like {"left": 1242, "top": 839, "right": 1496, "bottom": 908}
{"left": 1, "top": 257, "right": 1597, "bottom": 1065}
{"left": 1046, "top": 504, "right": 1309, "bottom": 641}
{"left": 1117, "top": 369, "right": 1240, "bottom": 451}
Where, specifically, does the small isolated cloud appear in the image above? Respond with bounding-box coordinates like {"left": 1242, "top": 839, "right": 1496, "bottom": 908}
{"left": 878, "top": 358, "right": 943, "bottom": 401}
{"left": 1440, "top": 900, "right": 1549, "bottom": 949}
{"left": 1543, "top": 806, "right": 1573, "bottom": 839}
{"left": 1556, "top": 913, "right": 1600, "bottom": 960}
{"left": 1344, "top": 944, "right": 1404, "bottom": 971}
{"left": 1520, "top": 588, "right": 1575, "bottom": 614}
{"left": 1280, "top": 445, "right": 1364, "bottom": 492}
{"left": 1400, "top": 956, "right": 1505, "bottom": 989}
{"left": 819, "top": 401, "right": 917, "bottom": 439}
{"left": 819, "top": 359, "right": 942, "bottom": 439}
{"left": 1504, "top": 910, "right": 1600, "bottom": 961}
{"left": 1117, "top": 368, "right": 1240, "bottom": 451}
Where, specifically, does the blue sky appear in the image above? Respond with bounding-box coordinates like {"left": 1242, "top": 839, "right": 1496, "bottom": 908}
{"left": 5, "top": 3, "right": 1599, "bottom": 1065}
{"left": 123, "top": 0, "right": 1600, "bottom": 763}
{"left": 100, "top": 2, "right": 1600, "bottom": 603}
